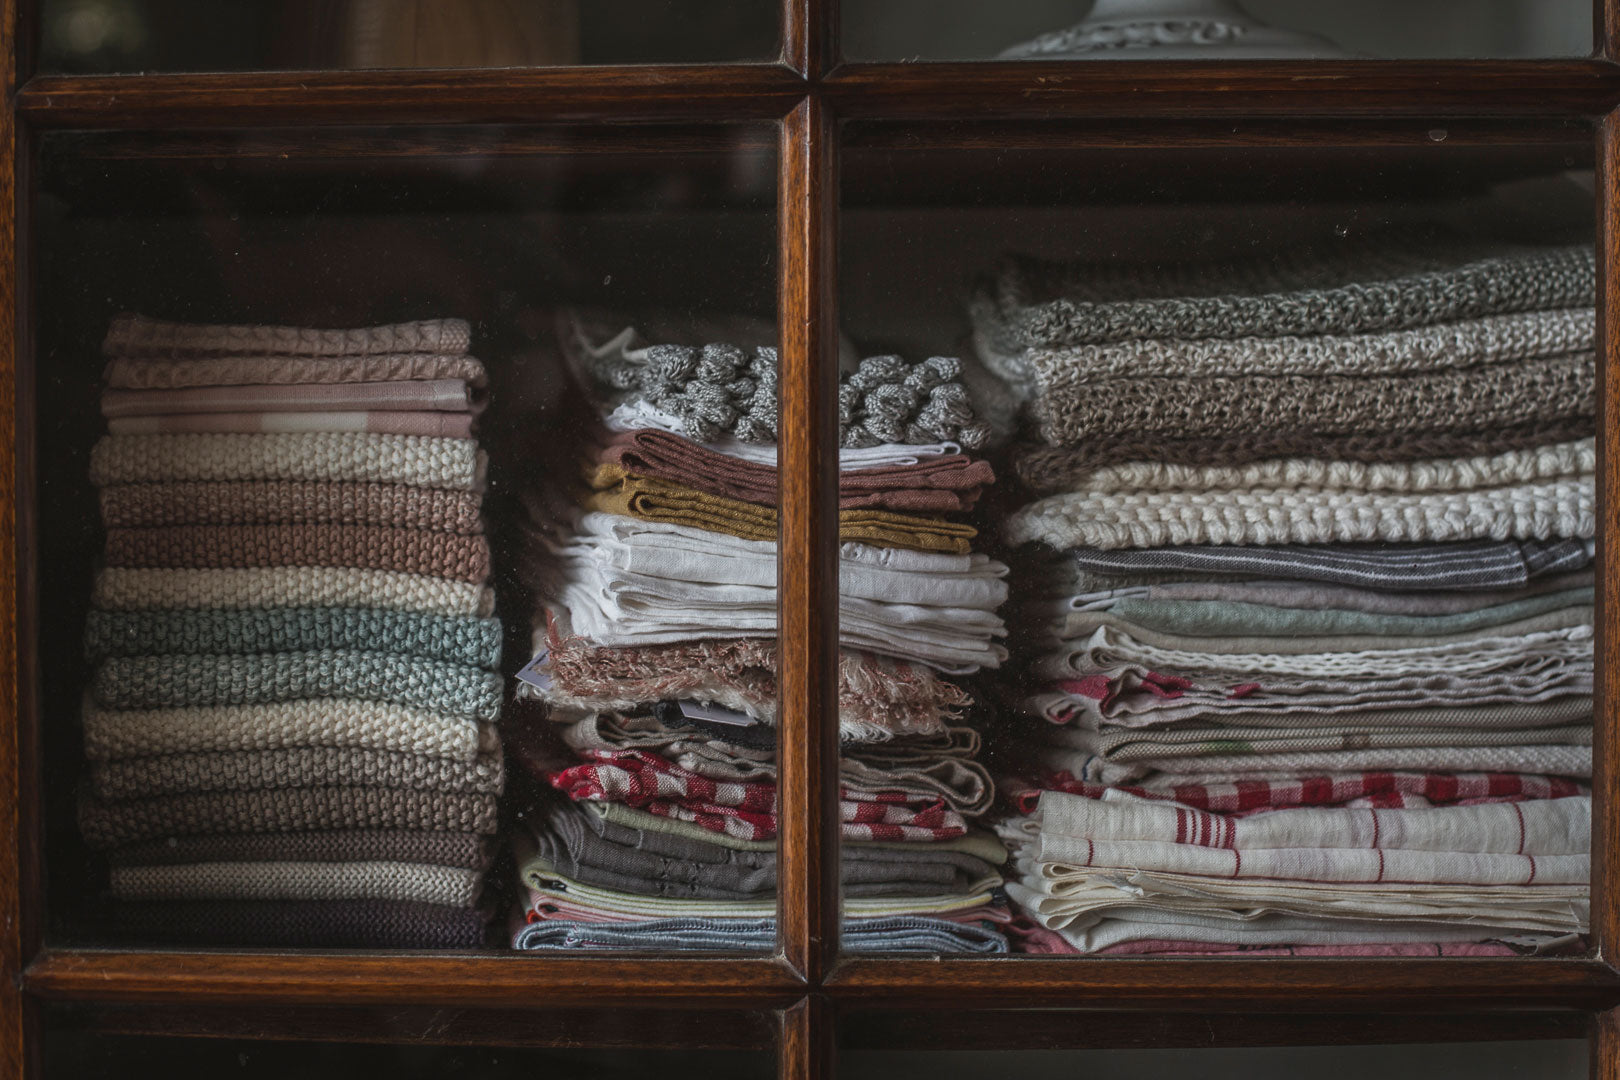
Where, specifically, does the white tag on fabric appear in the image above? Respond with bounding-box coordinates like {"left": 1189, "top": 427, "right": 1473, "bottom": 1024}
{"left": 676, "top": 701, "right": 759, "bottom": 727}
{"left": 514, "top": 651, "right": 554, "bottom": 691}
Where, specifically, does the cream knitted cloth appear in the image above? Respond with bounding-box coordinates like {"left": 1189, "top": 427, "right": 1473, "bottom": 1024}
{"left": 82, "top": 699, "right": 495, "bottom": 762}
{"left": 103, "top": 314, "right": 472, "bottom": 357}
{"left": 104, "top": 354, "right": 488, "bottom": 390}
{"left": 110, "top": 860, "right": 483, "bottom": 906}
{"left": 93, "top": 567, "right": 496, "bottom": 617}
{"left": 89, "top": 433, "right": 486, "bottom": 490}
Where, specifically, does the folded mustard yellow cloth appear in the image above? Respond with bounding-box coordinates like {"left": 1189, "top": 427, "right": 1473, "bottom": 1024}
{"left": 584, "top": 463, "right": 977, "bottom": 554}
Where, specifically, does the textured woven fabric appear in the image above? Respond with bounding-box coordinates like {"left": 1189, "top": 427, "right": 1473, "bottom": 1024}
{"left": 90, "top": 745, "right": 505, "bottom": 800}
{"left": 111, "top": 859, "right": 484, "bottom": 905}
{"left": 586, "top": 465, "right": 977, "bottom": 554}
{"left": 1044, "top": 743, "right": 1594, "bottom": 785}
{"left": 1012, "top": 419, "right": 1596, "bottom": 494}
{"left": 79, "top": 787, "right": 500, "bottom": 847}
{"left": 85, "top": 607, "right": 502, "bottom": 667}
{"left": 600, "top": 428, "right": 995, "bottom": 512}
{"left": 108, "top": 412, "right": 478, "bottom": 438}
{"left": 93, "top": 650, "right": 503, "bottom": 719}
{"left": 512, "top": 915, "right": 1007, "bottom": 953}
{"left": 105, "top": 354, "right": 488, "bottom": 391}
{"left": 1007, "top": 477, "right": 1594, "bottom": 550}
{"left": 89, "top": 433, "right": 486, "bottom": 490}
{"left": 93, "top": 567, "right": 496, "bottom": 617}
{"left": 104, "top": 313, "right": 472, "bottom": 358}
{"left": 100, "top": 379, "right": 477, "bottom": 417}
{"left": 99, "top": 480, "right": 484, "bottom": 532}
{"left": 104, "top": 523, "right": 492, "bottom": 583}
{"left": 82, "top": 700, "right": 494, "bottom": 762}
{"left": 111, "top": 899, "right": 488, "bottom": 949}
{"left": 1068, "top": 722, "right": 1592, "bottom": 766}
{"left": 108, "top": 829, "right": 493, "bottom": 869}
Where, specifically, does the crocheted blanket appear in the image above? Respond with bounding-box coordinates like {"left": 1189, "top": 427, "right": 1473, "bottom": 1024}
{"left": 103, "top": 523, "right": 491, "bottom": 583}
{"left": 110, "top": 859, "right": 485, "bottom": 906}
{"left": 99, "top": 480, "right": 484, "bottom": 532}
{"left": 90, "top": 745, "right": 506, "bottom": 800}
{"left": 93, "top": 567, "right": 496, "bottom": 617}
{"left": 89, "top": 432, "right": 487, "bottom": 490}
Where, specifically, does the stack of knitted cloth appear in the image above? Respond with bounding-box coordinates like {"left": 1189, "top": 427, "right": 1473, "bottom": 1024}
{"left": 80, "top": 314, "right": 505, "bottom": 949}
{"left": 969, "top": 237, "right": 1595, "bottom": 956}
{"left": 505, "top": 315, "right": 1011, "bottom": 954}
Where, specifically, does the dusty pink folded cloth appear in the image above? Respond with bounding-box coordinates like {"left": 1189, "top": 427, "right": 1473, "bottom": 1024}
{"left": 105, "top": 354, "right": 487, "bottom": 390}
{"left": 100, "top": 480, "right": 484, "bottom": 532}
{"left": 102, "top": 380, "right": 477, "bottom": 417}
{"left": 109, "top": 412, "right": 476, "bottom": 437}
{"left": 104, "top": 523, "right": 492, "bottom": 582}
{"left": 601, "top": 428, "right": 996, "bottom": 513}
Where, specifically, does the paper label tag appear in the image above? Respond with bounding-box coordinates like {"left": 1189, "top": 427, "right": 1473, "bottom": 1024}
{"left": 677, "top": 701, "right": 759, "bottom": 727}
{"left": 514, "top": 651, "right": 554, "bottom": 692}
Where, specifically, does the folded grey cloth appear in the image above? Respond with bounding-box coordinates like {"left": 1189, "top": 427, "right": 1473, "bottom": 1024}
{"left": 512, "top": 914, "right": 1007, "bottom": 954}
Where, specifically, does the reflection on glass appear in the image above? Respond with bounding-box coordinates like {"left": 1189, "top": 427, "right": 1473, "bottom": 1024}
{"left": 841, "top": 0, "right": 1592, "bottom": 60}
{"left": 839, "top": 142, "right": 1595, "bottom": 957}
{"left": 36, "top": 129, "right": 776, "bottom": 952}
{"left": 39, "top": 0, "right": 780, "bottom": 73}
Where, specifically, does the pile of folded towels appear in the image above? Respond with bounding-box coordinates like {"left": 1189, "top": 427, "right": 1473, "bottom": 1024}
{"left": 78, "top": 313, "right": 505, "bottom": 949}
{"left": 971, "top": 234, "right": 1596, "bottom": 955}
{"left": 506, "top": 313, "right": 1013, "bottom": 953}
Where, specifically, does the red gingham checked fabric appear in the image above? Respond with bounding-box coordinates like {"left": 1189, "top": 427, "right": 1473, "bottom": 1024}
{"left": 548, "top": 748, "right": 966, "bottom": 843}
{"left": 1002, "top": 769, "right": 1588, "bottom": 816}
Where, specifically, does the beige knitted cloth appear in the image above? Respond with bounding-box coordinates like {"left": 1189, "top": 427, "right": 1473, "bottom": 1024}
{"left": 90, "top": 746, "right": 506, "bottom": 800}
{"left": 104, "top": 354, "right": 488, "bottom": 390}
{"left": 82, "top": 699, "right": 495, "bottom": 762}
{"left": 89, "top": 433, "right": 486, "bottom": 490}
{"left": 104, "top": 523, "right": 493, "bottom": 583}
{"left": 110, "top": 860, "right": 483, "bottom": 906}
{"left": 103, "top": 314, "right": 472, "bottom": 357}
{"left": 93, "top": 567, "right": 496, "bottom": 617}
{"left": 100, "top": 480, "right": 484, "bottom": 533}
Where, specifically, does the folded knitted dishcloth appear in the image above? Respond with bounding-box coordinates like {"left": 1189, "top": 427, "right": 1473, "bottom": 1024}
{"left": 107, "top": 829, "right": 493, "bottom": 869}
{"left": 89, "top": 433, "right": 486, "bottom": 490}
{"left": 85, "top": 607, "right": 502, "bottom": 667}
{"left": 111, "top": 899, "right": 489, "bottom": 949}
{"left": 82, "top": 699, "right": 495, "bottom": 762}
{"left": 105, "top": 354, "right": 488, "bottom": 391}
{"left": 93, "top": 650, "right": 504, "bottom": 719}
{"left": 104, "top": 314, "right": 472, "bottom": 357}
{"left": 110, "top": 859, "right": 486, "bottom": 906}
{"left": 100, "top": 379, "right": 479, "bottom": 417}
{"left": 104, "top": 523, "right": 492, "bottom": 583}
{"left": 90, "top": 745, "right": 506, "bottom": 800}
{"left": 1012, "top": 419, "right": 1596, "bottom": 494}
{"left": 79, "top": 786, "right": 501, "bottom": 847}
{"left": 99, "top": 480, "right": 484, "bottom": 532}
{"left": 586, "top": 464, "right": 976, "bottom": 554}
{"left": 93, "top": 567, "right": 496, "bottom": 617}
{"left": 108, "top": 411, "right": 478, "bottom": 438}
{"left": 973, "top": 241, "right": 1593, "bottom": 351}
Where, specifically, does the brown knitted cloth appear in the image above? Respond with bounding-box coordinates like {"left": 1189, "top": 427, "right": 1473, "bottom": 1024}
{"left": 104, "top": 524, "right": 492, "bottom": 583}
{"left": 90, "top": 747, "right": 506, "bottom": 801}
{"left": 79, "top": 787, "right": 500, "bottom": 847}
{"left": 107, "top": 829, "right": 494, "bottom": 869}
{"left": 111, "top": 898, "right": 489, "bottom": 949}
{"left": 104, "top": 354, "right": 488, "bottom": 390}
{"left": 600, "top": 428, "right": 996, "bottom": 512}
{"left": 103, "top": 314, "right": 472, "bottom": 358}
{"left": 1013, "top": 418, "right": 1601, "bottom": 495}
{"left": 100, "top": 481, "right": 484, "bottom": 532}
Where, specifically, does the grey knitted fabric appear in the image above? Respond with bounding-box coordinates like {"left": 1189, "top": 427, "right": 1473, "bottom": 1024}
{"left": 589, "top": 343, "right": 992, "bottom": 450}
{"left": 106, "top": 829, "right": 494, "bottom": 869}
{"left": 90, "top": 746, "right": 507, "bottom": 800}
{"left": 92, "top": 650, "right": 503, "bottom": 720}
{"left": 974, "top": 241, "right": 1594, "bottom": 350}
{"left": 84, "top": 607, "right": 502, "bottom": 668}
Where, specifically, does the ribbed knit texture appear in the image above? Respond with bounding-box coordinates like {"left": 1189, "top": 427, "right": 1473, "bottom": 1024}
{"left": 104, "top": 523, "right": 492, "bottom": 582}
{"left": 99, "top": 480, "right": 484, "bottom": 532}
{"left": 79, "top": 787, "right": 501, "bottom": 847}
{"left": 103, "top": 314, "right": 472, "bottom": 358}
{"left": 110, "top": 899, "right": 488, "bottom": 949}
{"left": 90, "top": 746, "right": 505, "bottom": 800}
{"left": 82, "top": 700, "right": 493, "bottom": 762}
{"left": 105, "top": 354, "right": 488, "bottom": 390}
{"left": 90, "top": 432, "right": 485, "bottom": 490}
{"left": 107, "top": 829, "right": 492, "bottom": 869}
{"left": 110, "top": 860, "right": 485, "bottom": 905}
{"left": 93, "top": 567, "right": 496, "bottom": 617}
{"left": 85, "top": 607, "right": 502, "bottom": 667}
{"left": 93, "top": 650, "right": 504, "bottom": 719}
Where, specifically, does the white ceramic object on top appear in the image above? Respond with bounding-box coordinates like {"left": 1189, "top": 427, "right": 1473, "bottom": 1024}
{"left": 998, "top": 0, "right": 1350, "bottom": 59}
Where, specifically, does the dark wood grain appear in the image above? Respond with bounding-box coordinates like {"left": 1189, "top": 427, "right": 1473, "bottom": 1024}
{"left": 783, "top": 0, "right": 838, "bottom": 80}
{"left": 1595, "top": 1008, "right": 1620, "bottom": 1078}
{"left": 24, "top": 950, "right": 804, "bottom": 1007}
{"left": 775, "top": 95, "right": 841, "bottom": 984}
{"left": 826, "top": 60, "right": 1620, "bottom": 119}
{"left": 1599, "top": 110, "right": 1620, "bottom": 971}
{"left": 779, "top": 997, "right": 832, "bottom": 1080}
{"left": 1604, "top": 0, "right": 1619, "bottom": 64}
{"left": 16, "top": 65, "right": 809, "bottom": 128}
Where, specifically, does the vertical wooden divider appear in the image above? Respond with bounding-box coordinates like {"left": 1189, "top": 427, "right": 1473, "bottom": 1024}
{"left": 1603, "top": 0, "right": 1620, "bottom": 62}
{"left": 780, "top": 997, "right": 835, "bottom": 1080}
{"left": 776, "top": 90, "right": 841, "bottom": 989}
{"left": 1596, "top": 112, "right": 1620, "bottom": 983}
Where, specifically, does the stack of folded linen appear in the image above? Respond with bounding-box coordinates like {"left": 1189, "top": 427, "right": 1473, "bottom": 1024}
{"left": 78, "top": 313, "right": 505, "bottom": 950}
{"left": 970, "top": 236, "right": 1596, "bottom": 956}
{"left": 506, "top": 315, "right": 1012, "bottom": 954}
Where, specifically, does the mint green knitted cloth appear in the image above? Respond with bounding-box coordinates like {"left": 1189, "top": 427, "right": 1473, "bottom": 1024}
{"left": 93, "top": 650, "right": 503, "bottom": 720}
{"left": 85, "top": 607, "right": 501, "bottom": 668}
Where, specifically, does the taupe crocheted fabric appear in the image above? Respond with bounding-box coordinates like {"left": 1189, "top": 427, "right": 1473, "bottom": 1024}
{"left": 107, "top": 829, "right": 493, "bottom": 869}
{"left": 1011, "top": 418, "right": 1598, "bottom": 495}
{"left": 104, "top": 354, "right": 488, "bottom": 390}
{"left": 99, "top": 480, "right": 484, "bottom": 532}
{"left": 109, "top": 859, "right": 484, "bottom": 906}
{"left": 89, "top": 432, "right": 486, "bottom": 490}
{"left": 90, "top": 746, "right": 506, "bottom": 800}
{"left": 110, "top": 898, "right": 489, "bottom": 949}
{"left": 79, "top": 786, "right": 500, "bottom": 847}
{"left": 104, "top": 314, "right": 472, "bottom": 357}
{"left": 103, "top": 524, "right": 492, "bottom": 583}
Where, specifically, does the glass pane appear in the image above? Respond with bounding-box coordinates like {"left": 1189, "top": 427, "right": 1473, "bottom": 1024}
{"left": 33, "top": 124, "right": 778, "bottom": 952}
{"left": 841, "top": 1, "right": 1593, "bottom": 60}
{"left": 839, "top": 131, "right": 1595, "bottom": 957}
{"left": 38, "top": 0, "right": 780, "bottom": 73}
